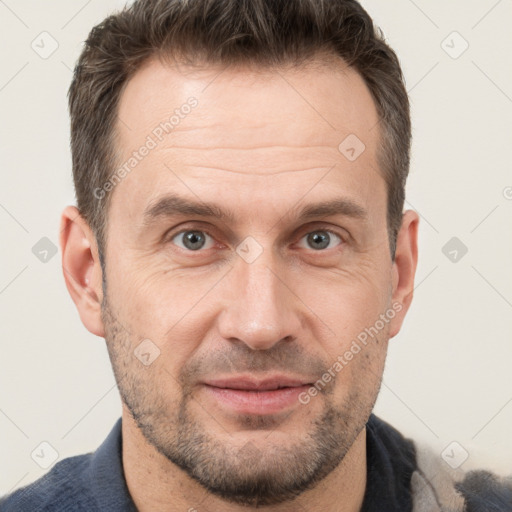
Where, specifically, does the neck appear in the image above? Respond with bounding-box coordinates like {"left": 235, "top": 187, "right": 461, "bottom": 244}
{"left": 122, "top": 408, "right": 367, "bottom": 512}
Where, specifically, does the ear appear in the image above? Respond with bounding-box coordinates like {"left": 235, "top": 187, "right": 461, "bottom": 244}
{"left": 59, "top": 205, "right": 105, "bottom": 337}
{"left": 388, "top": 209, "right": 419, "bottom": 338}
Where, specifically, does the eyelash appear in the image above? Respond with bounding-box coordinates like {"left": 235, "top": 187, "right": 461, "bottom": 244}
{"left": 165, "top": 225, "right": 346, "bottom": 253}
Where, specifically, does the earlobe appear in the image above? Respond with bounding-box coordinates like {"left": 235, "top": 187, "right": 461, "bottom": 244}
{"left": 388, "top": 210, "right": 419, "bottom": 338}
{"left": 59, "top": 205, "right": 105, "bottom": 338}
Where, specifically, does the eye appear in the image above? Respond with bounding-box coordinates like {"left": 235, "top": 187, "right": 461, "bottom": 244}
{"left": 170, "top": 230, "right": 216, "bottom": 251}
{"left": 297, "top": 229, "right": 343, "bottom": 251}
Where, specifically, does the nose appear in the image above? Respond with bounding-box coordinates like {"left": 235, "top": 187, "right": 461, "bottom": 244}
{"left": 217, "top": 251, "right": 303, "bottom": 351}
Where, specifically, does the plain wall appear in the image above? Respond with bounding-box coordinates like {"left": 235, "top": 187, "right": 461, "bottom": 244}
{"left": 1, "top": 0, "right": 511, "bottom": 495}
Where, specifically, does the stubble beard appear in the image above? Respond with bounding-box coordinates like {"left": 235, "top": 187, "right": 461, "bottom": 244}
{"left": 101, "top": 293, "right": 384, "bottom": 507}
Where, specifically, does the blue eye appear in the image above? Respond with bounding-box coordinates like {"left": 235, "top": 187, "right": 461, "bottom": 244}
{"left": 297, "top": 230, "right": 343, "bottom": 251}
{"left": 171, "top": 230, "right": 215, "bottom": 251}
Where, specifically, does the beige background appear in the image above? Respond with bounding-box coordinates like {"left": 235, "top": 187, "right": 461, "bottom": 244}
{"left": 1, "top": 0, "right": 511, "bottom": 495}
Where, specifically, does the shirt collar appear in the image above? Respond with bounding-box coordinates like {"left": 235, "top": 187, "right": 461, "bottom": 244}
{"left": 87, "top": 417, "right": 138, "bottom": 511}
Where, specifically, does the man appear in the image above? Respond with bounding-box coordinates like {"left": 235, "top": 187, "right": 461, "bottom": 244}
{"left": 1, "top": 0, "right": 510, "bottom": 511}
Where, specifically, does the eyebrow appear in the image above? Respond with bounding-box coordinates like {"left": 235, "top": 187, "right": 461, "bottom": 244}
{"left": 141, "top": 193, "right": 368, "bottom": 227}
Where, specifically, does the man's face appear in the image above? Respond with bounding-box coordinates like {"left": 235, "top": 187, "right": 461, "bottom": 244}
{"left": 95, "top": 56, "right": 411, "bottom": 506}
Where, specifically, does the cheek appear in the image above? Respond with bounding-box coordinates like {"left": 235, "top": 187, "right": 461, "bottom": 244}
{"left": 296, "top": 266, "right": 390, "bottom": 333}
{"left": 297, "top": 270, "right": 391, "bottom": 387}
{"left": 109, "top": 261, "right": 215, "bottom": 337}
{"left": 101, "top": 280, "right": 196, "bottom": 384}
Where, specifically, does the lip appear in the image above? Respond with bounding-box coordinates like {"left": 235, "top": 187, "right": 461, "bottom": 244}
{"left": 201, "top": 375, "right": 314, "bottom": 415}
{"left": 203, "top": 376, "right": 312, "bottom": 391}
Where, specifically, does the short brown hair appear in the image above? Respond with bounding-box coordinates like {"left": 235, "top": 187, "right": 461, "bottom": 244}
{"left": 68, "top": 0, "right": 411, "bottom": 266}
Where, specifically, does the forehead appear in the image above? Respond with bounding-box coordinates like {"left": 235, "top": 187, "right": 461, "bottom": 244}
{"left": 110, "top": 55, "right": 384, "bottom": 229}
{"left": 116, "top": 55, "right": 379, "bottom": 149}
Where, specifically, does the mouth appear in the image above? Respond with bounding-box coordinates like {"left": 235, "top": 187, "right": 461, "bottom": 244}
{"left": 201, "top": 375, "right": 314, "bottom": 415}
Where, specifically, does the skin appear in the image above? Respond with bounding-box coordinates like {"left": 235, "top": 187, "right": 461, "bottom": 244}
{"left": 60, "top": 54, "right": 419, "bottom": 511}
